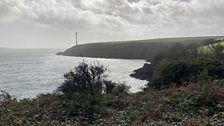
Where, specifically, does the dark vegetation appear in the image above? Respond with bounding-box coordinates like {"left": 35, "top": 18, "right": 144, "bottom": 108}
{"left": 1, "top": 37, "right": 224, "bottom": 125}
{"left": 145, "top": 38, "right": 224, "bottom": 89}
{"left": 131, "top": 38, "right": 224, "bottom": 80}
{"left": 58, "top": 36, "right": 222, "bottom": 60}
{"left": 57, "top": 62, "right": 108, "bottom": 96}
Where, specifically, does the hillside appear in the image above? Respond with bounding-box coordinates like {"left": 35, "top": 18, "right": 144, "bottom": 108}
{"left": 58, "top": 36, "right": 223, "bottom": 60}
{"left": 131, "top": 37, "right": 224, "bottom": 81}
{"left": 198, "top": 39, "right": 224, "bottom": 54}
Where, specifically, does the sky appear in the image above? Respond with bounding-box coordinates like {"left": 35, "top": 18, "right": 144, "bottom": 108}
{"left": 0, "top": 0, "right": 224, "bottom": 48}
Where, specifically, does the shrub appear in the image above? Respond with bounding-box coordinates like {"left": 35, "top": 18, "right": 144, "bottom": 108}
{"left": 189, "top": 58, "right": 224, "bottom": 80}
{"left": 104, "top": 81, "right": 116, "bottom": 94}
{"left": 150, "top": 62, "right": 190, "bottom": 89}
{"left": 197, "top": 70, "right": 212, "bottom": 95}
{"left": 150, "top": 58, "right": 224, "bottom": 89}
{"left": 0, "top": 91, "right": 11, "bottom": 102}
{"left": 57, "top": 61, "right": 108, "bottom": 96}
{"left": 104, "top": 81, "right": 130, "bottom": 96}
{"left": 111, "top": 83, "right": 130, "bottom": 96}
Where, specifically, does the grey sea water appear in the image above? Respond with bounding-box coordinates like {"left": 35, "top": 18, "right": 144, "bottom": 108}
{"left": 0, "top": 49, "right": 147, "bottom": 99}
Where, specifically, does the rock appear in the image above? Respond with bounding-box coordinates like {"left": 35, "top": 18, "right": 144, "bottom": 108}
{"left": 130, "top": 63, "right": 152, "bottom": 81}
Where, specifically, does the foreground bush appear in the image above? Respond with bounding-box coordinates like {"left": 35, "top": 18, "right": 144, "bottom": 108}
{"left": 57, "top": 61, "right": 130, "bottom": 98}
{"left": 57, "top": 61, "right": 108, "bottom": 96}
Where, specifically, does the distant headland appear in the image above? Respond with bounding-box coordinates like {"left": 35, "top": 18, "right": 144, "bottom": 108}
{"left": 57, "top": 36, "right": 223, "bottom": 61}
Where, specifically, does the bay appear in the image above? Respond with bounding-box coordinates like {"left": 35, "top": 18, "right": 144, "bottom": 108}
{"left": 0, "top": 49, "right": 147, "bottom": 99}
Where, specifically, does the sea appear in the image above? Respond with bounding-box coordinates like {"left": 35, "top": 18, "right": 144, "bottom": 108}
{"left": 0, "top": 49, "right": 147, "bottom": 99}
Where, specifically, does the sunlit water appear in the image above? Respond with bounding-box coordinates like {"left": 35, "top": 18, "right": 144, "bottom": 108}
{"left": 0, "top": 49, "right": 147, "bottom": 99}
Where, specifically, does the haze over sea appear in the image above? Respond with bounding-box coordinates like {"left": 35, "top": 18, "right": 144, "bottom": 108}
{"left": 0, "top": 49, "right": 147, "bottom": 99}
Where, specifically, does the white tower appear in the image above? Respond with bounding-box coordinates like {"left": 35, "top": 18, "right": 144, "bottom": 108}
{"left": 76, "top": 32, "right": 78, "bottom": 46}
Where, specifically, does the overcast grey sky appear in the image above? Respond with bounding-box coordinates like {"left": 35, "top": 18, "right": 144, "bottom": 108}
{"left": 0, "top": 0, "right": 224, "bottom": 48}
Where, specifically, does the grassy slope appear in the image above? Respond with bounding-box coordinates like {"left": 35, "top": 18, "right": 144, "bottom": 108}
{"left": 198, "top": 39, "right": 224, "bottom": 54}
{"left": 60, "top": 36, "right": 223, "bottom": 60}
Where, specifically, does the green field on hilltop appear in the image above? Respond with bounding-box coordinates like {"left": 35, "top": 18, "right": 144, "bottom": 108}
{"left": 198, "top": 38, "right": 224, "bottom": 54}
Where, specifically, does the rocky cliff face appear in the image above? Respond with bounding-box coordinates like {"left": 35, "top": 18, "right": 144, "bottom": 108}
{"left": 130, "top": 63, "right": 153, "bottom": 81}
